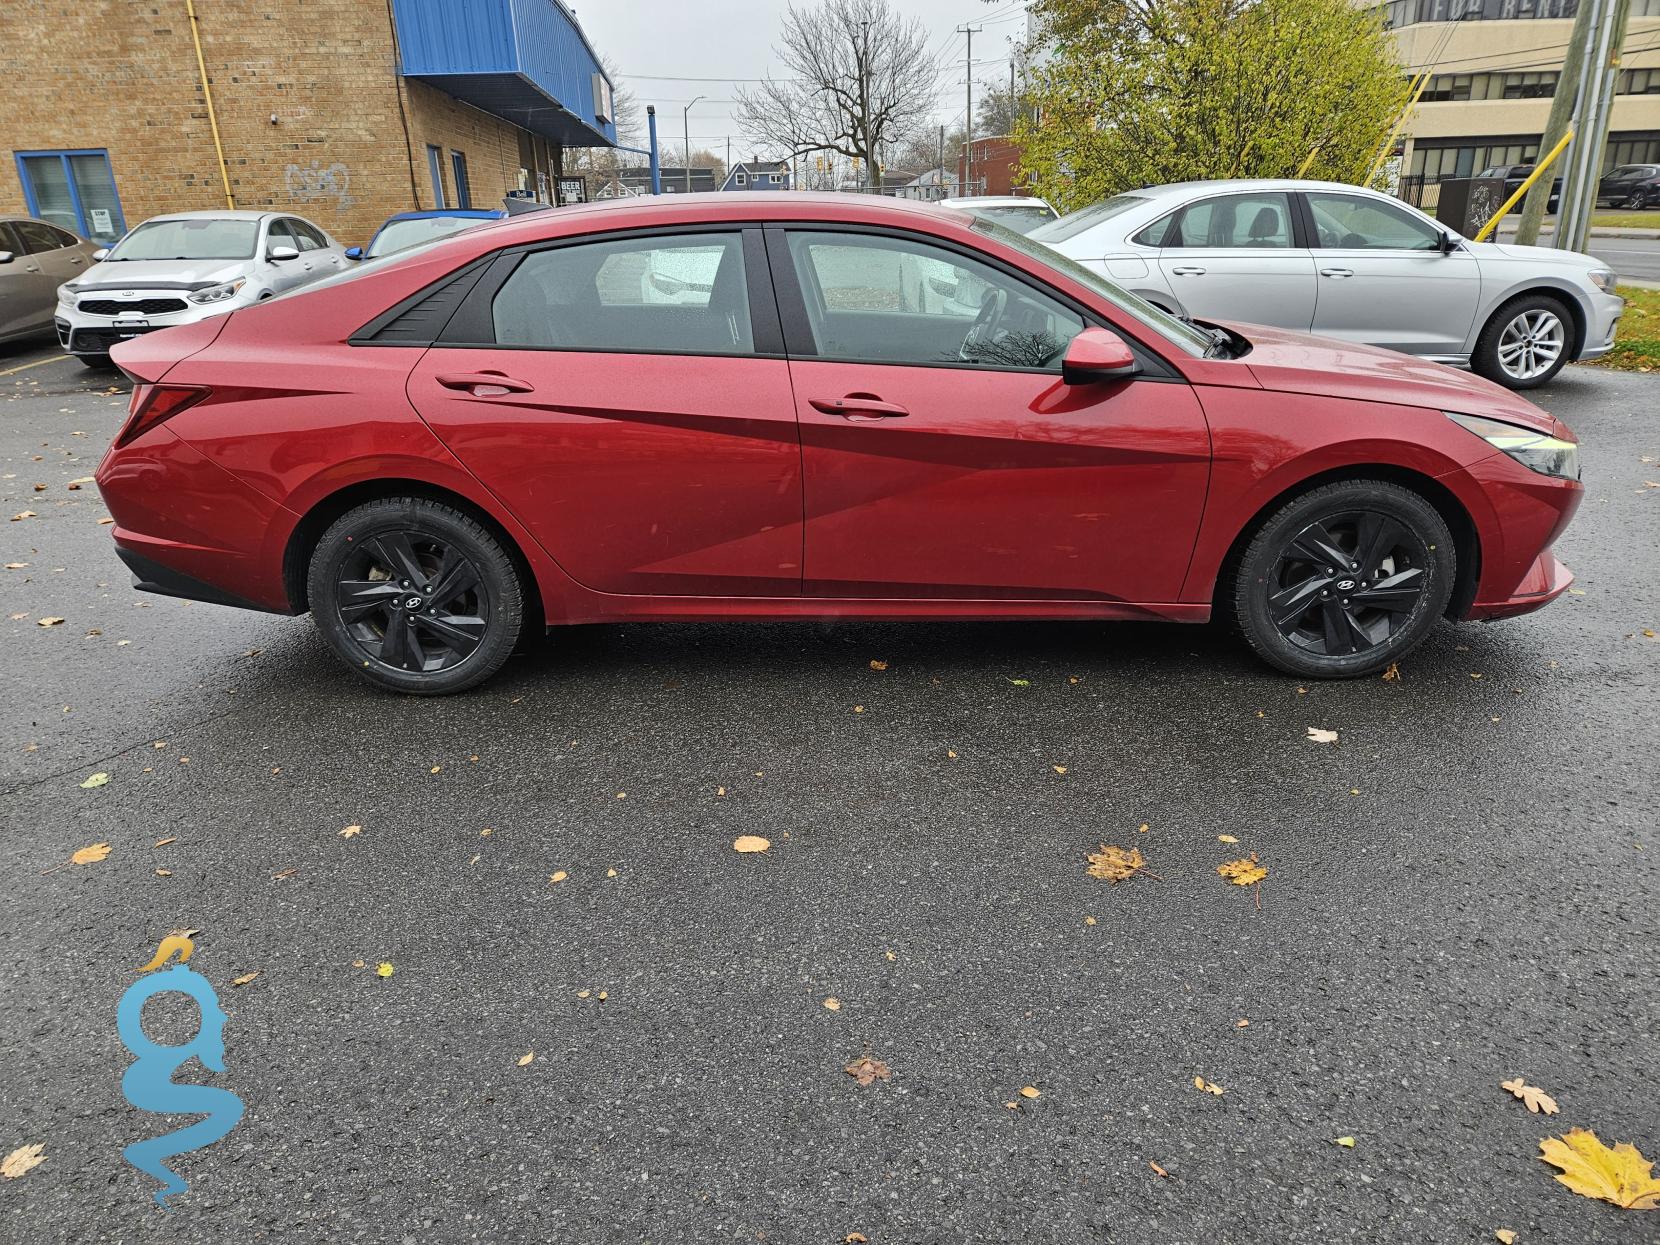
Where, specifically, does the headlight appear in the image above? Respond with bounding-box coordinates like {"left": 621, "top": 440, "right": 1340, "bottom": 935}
{"left": 58, "top": 283, "right": 78, "bottom": 305}
{"left": 1587, "top": 268, "right": 1617, "bottom": 294}
{"left": 1447, "top": 412, "right": 1579, "bottom": 480}
{"left": 188, "top": 278, "right": 247, "bottom": 305}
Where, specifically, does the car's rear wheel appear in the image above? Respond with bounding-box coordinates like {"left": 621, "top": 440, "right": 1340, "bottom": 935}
{"left": 307, "top": 498, "right": 525, "bottom": 694}
{"left": 1472, "top": 294, "right": 1572, "bottom": 389}
{"left": 1233, "top": 480, "right": 1455, "bottom": 679}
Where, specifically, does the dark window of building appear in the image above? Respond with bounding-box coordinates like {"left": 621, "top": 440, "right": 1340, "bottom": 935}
{"left": 450, "top": 151, "right": 471, "bottom": 209}
{"left": 426, "top": 145, "right": 447, "bottom": 209}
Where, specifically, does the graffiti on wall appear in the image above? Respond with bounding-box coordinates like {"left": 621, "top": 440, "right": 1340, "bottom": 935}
{"left": 284, "top": 160, "right": 353, "bottom": 209}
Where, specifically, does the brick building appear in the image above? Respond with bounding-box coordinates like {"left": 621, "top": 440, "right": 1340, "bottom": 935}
{"left": 0, "top": 0, "right": 618, "bottom": 249}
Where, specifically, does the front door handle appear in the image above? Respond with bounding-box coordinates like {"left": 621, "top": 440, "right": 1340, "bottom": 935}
{"left": 1319, "top": 267, "right": 1355, "bottom": 278}
{"left": 809, "top": 394, "right": 909, "bottom": 421}
{"left": 1170, "top": 265, "right": 1206, "bottom": 276}
{"left": 436, "top": 371, "right": 535, "bottom": 396}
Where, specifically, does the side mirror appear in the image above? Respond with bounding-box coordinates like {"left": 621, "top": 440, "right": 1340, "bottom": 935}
{"left": 1062, "top": 326, "right": 1140, "bottom": 384}
{"left": 91, "top": 248, "right": 109, "bottom": 261}
{"left": 268, "top": 245, "right": 300, "bottom": 262}
{"left": 0, "top": 251, "right": 13, "bottom": 265}
{"left": 1438, "top": 231, "right": 1457, "bottom": 255}
{"left": 344, "top": 245, "right": 363, "bottom": 261}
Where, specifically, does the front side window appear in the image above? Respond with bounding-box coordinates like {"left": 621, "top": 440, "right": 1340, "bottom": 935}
{"left": 1306, "top": 192, "right": 1440, "bottom": 250}
{"left": 492, "top": 231, "right": 753, "bottom": 355}
{"left": 784, "top": 230, "right": 1084, "bottom": 370}
{"left": 106, "top": 217, "right": 259, "bottom": 261}
{"left": 1167, "top": 193, "right": 1294, "bottom": 248}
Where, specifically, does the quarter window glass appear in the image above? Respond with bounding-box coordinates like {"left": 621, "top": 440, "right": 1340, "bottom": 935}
{"left": 1169, "top": 194, "right": 1293, "bottom": 248}
{"left": 785, "top": 230, "right": 1084, "bottom": 370}
{"left": 492, "top": 232, "right": 754, "bottom": 355}
{"left": 1306, "top": 193, "right": 1439, "bottom": 250}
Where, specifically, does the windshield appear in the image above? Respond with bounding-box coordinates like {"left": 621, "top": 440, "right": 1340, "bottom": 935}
{"left": 972, "top": 216, "right": 1214, "bottom": 357}
{"left": 965, "top": 204, "right": 1057, "bottom": 235}
{"left": 1028, "top": 195, "right": 1149, "bottom": 244}
{"left": 367, "top": 215, "right": 490, "bottom": 258}
{"left": 107, "top": 218, "right": 259, "bottom": 261}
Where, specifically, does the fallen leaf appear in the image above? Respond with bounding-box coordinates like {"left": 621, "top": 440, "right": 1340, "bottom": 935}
{"left": 37, "top": 617, "right": 65, "bottom": 628}
{"left": 339, "top": 824, "right": 361, "bottom": 838}
{"left": 1236, "top": 1018, "right": 1250, "bottom": 1028}
{"left": 1083, "top": 916, "right": 1097, "bottom": 926}
{"left": 846, "top": 1235, "right": 868, "bottom": 1243}
{"left": 1008, "top": 678, "right": 1030, "bottom": 686}
{"left": 429, "top": 765, "right": 441, "bottom": 774}
{"left": 71, "top": 842, "right": 111, "bottom": 865}
{"left": 1149, "top": 1160, "right": 1170, "bottom": 1179}
{"left": 733, "top": 835, "right": 771, "bottom": 853}
{"left": 230, "top": 972, "right": 260, "bottom": 987}
{"left": 1218, "top": 854, "right": 1268, "bottom": 886}
{"left": 549, "top": 870, "right": 568, "bottom": 884}
{"left": 1217, "top": 834, "right": 1239, "bottom": 844}
{"left": 1, "top": 1143, "right": 46, "bottom": 1180}
{"left": 1085, "top": 844, "right": 1152, "bottom": 884}
{"left": 154, "top": 868, "right": 172, "bottom": 877}
{"left": 1306, "top": 726, "right": 1338, "bottom": 744}
{"left": 597, "top": 991, "right": 607, "bottom": 1001}
{"left": 99, "top": 517, "right": 114, "bottom": 525}
{"left": 577, "top": 989, "right": 591, "bottom": 998}
{"left": 823, "top": 997, "right": 841, "bottom": 1011}
{"left": 1381, "top": 662, "right": 1401, "bottom": 681}
{"left": 518, "top": 1051, "right": 535, "bottom": 1067}
{"left": 853, "top": 705, "right": 864, "bottom": 713}
{"left": 844, "top": 1056, "right": 891, "bottom": 1086}
{"left": 375, "top": 962, "right": 395, "bottom": 978}
{"left": 606, "top": 868, "right": 617, "bottom": 878}
{"left": 1495, "top": 1231, "right": 1517, "bottom": 1244}
{"left": 79, "top": 772, "right": 109, "bottom": 789}
{"left": 1194, "top": 1076, "right": 1225, "bottom": 1096}
{"left": 1052, "top": 765, "right": 1067, "bottom": 774}
{"left": 1335, "top": 1135, "right": 1356, "bottom": 1148}
{"left": 946, "top": 749, "right": 958, "bottom": 759}
{"left": 1539, "top": 1128, "right": 1660, "bottom": 1210}
{"left": 1501, "top": 1076, "right": 1560, "bottom": 1115}
{"left": 67, "top": 476, "right": 94, "bottom": 489}
{"left": 11, "top": 511, "right": 37, "bottom": 522}
{"left": 4, "top": 562, "right": 27, "bottom": 570}
{"left": 1020, "top": 1086, "right": 1041, "bottom": 1099}
{"left": 869, "top": 659, "right": 887, "bottom": 671}
{"left": 271, "top": 868, "right": 298, "bottom": 880}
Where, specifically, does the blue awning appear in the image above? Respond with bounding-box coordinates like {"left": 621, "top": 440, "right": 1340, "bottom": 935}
{"left": 392, "top": 0, "right": 617, "bottom": 148}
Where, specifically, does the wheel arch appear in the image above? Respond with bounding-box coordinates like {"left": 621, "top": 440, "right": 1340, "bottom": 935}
{"left": 1480, "top": 282, "right": 1588, "bottom": 359}
{"left": 282, "top": 478, "right": 543, "bottom": 628}
{"left": 1211, "top": 464, "right": 1482, "bottom": 621}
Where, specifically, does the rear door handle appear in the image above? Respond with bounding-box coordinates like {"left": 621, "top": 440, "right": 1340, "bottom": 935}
{"left": 1170, "top": 266, "right": 1206, "bottom": 276}
{"left": 809, "top": 395, "right": 909, "bottom": 421}
{"left": 1320, "top": 267, "right": 1354, "bottom": 278}
{"left": 436, "top": 371, "right": 535, "bottom": 396}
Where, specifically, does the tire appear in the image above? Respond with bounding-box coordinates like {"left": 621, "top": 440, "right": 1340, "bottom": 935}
{"left": 306, "top": 497, "right": 526, "bottom": 694}
{"left": 1471, "top": 293, "right": 1573, "bottom": 390}
{"left": 77, "top": 354, "right": 111, "bottom": 369}
{"left": 1232, "top": 480, "right": 1455, "bottom": 679}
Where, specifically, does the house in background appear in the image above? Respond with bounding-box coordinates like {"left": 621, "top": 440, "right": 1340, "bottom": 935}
{"left": 721, "top": 160, "right": 791, "bottom": 191}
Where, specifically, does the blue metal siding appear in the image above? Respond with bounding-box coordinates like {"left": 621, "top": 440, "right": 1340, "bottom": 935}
{"left": 392, "top": 0, "right": 616, "bottom": 146}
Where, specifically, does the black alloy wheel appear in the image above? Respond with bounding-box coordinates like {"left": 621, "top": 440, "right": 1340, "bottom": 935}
{"left": 1233, "top": 480, "right": 1455, "bottom": 678}
{"left": 308, "top": 498, "right": 525, "bottom": 694}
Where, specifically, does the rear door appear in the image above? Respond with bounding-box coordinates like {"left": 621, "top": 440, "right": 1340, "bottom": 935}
{"left": 1152, "top": 190, "right": 1316, "bottom": 330}
{"left": 406, "top": 227, "right": 804, "bottom": 597}
{"left": 2, "top": 221, "right": 64, "bottom": 336}
{"left": 1301, "top": 191, "right": 1481, "bottom": 357}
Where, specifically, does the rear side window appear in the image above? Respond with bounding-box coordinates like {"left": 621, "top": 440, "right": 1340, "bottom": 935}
{"left": 15, "top": 220, "right": 69, "bottom": 252}
{"left": 1167, "top": 193, "right": 1294, "bottom": 248}
{"left": 491, "top": 232, "right": 753, "bottom": 355}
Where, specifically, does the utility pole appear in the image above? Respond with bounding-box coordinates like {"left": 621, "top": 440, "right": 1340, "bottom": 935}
{"left": 1556, "top": 0, "right": 1626, "bottom": 253}
{"left": 682, "top": 95, "right": 703, "bottom": 194}
{"left": 1568, "top": 0, "right": 1634, "bottom": 251}
{"left": 1514, "top": 0, "right": 1597, "bottom": 246}
{"left": 938, "top": 123, "right": 945, "bottom": 191}
{"left": 958, "top": 23, "right": 980, "bottom": 193}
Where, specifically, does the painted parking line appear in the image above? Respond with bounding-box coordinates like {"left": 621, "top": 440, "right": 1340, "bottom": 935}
{"left": 0, "top": 353, "right": 70, "bottom": 377}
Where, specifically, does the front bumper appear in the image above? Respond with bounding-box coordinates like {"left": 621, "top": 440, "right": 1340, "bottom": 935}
{"left": 56, "top": 298, "right": 248, "bottom": 357}
{"left": 1575, "top": 288, "right": 1625, "bottom": 361}
{"left": 1467, "top": 548, "right": 1573, "bottom": 621}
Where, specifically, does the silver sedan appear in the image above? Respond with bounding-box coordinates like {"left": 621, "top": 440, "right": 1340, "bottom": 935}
{"left": 1029, "top": 179, "right": 1623, "bottom": 389}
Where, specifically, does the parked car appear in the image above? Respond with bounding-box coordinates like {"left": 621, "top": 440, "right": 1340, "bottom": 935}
{"left": 0, "top": 215, "right": 102, "bottom": 344}
{"left": 936, "top": 195, "right": 1059, "bottom": 235}
{"left": 348, "top": 208, "right": 505, "bottom": 262}
{"left": 97, "top": 193, "right": 1582, "bottom": 694}
{"left": 1029, "top": 179, "right": 1621, "bottom": 389}
{"left": 1596, "top": 163, "right": 1660, "bottom": 209}
{"left": 55, "top": 210, "right": 348, "bottom": 366}
{"left": 1476, "top": 165, "right": 1562, "bottom": 212}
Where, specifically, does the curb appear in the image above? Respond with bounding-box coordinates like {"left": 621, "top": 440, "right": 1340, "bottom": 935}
{"left": 1495, "top": 226, "right": 1660, "bottom": 240}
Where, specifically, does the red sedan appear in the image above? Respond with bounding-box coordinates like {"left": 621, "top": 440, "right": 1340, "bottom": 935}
{"left": 96, "top": 194, "right": 1582, "bottom": 694}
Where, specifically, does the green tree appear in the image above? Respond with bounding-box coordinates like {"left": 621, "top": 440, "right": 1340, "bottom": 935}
{"left": 1016, "top": 0, "right": 1410, "bottom": 212}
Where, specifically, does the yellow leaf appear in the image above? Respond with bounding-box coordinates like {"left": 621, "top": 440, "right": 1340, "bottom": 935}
{"left": 1086, "top": 844, "right": 1149, "bottom": 884}
{"left": 823, "top": 997, "right": 841, "bottom": 1011}
{"left": 1008, "top": 678, "right": 1030, "bottom": 686}
{"left": 1381, "top": 662, "right": 1401, "bottom": 681}
{"left": 1335, "top": 1136, "right": 1356, "bottom": 1148}
{"left": 1501, "top": 1076, "right": 1560, "bottom": 1115}
{"left": 1305, "top": 726, "right": 1338, "bottom": 744}
{"left": 1217, "top": 854, "right": 1267, "bottom": 886}
{"left": 852, "top": 705, "right": 864, "bottom": 713}
{"left": 154, "top": 868, "right": 172, "bottom": 877}
{"left": 946, "top": 749, "right": 958, "bottom": 758}
{"left": 518, "top": 1051, "right": 535, "bottom": 1066}
{"left": 597, "top": 991, "right": 607, "bottom": 1001}
{"left": 1083, "top": 916, "right": 1097, "bottom": 926}
{"left": 1539, "top": 1128, "right": 1660, "bottom": 1209}
{"left": 38, "top": 617, "right": 65, "bottom": 628}
{"left": 1019, "top": 1085, "right": 1041, "bottom": 1099}
{"left": 80, "top": 772, "right": 109, "bottom": 788}
{"left": 577, "top": 989, "right": 591, "bottom": 998}
{"left": 1217, "top": 834, "right": 1238, "bottom": 844}
{"left": 1194, "top": 1076, "right": 1225, "bottom": 1095}
{"left": 549, "top": 871, "right": 568, "bottom": 884}
{"left": 231, "top": 971, "right": 260, "bottom": 987}
{"left": 1, "top": 1143, "right": 46, "bottom": 1179}
{"left": 1149, "top": 1160, "right": 1170, "bottom": 1178}
{"left": 153, "top": 836, "right": 175, "bottom": 847}
{"left": 375, "top": 962, "right": 395, "bottom": 978}
{"left": 1236, "top": 1018, "right": 1250, "bottom": 1028}
{"left": 607, "top": 868, "right": 617, "bottom": 878}
{"left": 846, "top": 1235, "right": 869, "bottom": 1243}
{"left": 1052, "top": 765, "right": 1067, "bottom": 774}
{"left": 429, "top": 765, "right": 441, "bottom": 774}
{"left": 339, "top": 825, "right": 362, "bottom": 838}
{"left": 71, "top": 842, "right": 111, "bottom": 865}
{"left": 1495, "top": 1231, "right": 1518, "bottom": 1244}
{"left": 733, "top": 835, "right": 771, "bottom": 853}
{"left": 869, "top": 659, "right": 887, "bottom": 671}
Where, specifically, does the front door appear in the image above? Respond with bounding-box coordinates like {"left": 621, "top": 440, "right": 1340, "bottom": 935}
{"left": 407, "top": 228, "right": 803, "bottom": 597}
{"left": 772, "top": 228, "right": 1211, "bottom": 603}
{"left": 0, "top": 222, "right": 60, "bottom": 337}
{"left": 1152, "top": 190, "right": 1317, "bottom": 330}
{"left": 1302, "top": 190, "right": 1482, "bottom": 357}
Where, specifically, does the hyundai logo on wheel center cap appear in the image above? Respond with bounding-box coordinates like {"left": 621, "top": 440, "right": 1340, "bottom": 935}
{"left": 1336, "top": 579, "right": 1357, "bottom": 591}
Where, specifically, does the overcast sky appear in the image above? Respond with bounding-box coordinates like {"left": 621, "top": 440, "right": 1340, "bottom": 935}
{"left": 575, "top": 0, "right": 1032, "bottom": 161}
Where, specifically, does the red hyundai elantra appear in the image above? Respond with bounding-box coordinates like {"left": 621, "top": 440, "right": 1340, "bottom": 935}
{"left": 96, "top": 194, "right": 1582, "bottom": 694}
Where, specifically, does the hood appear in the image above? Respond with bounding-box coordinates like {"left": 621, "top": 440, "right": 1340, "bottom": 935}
{"left": 69, "top": 257, "right": 250, "bottom": 291}
{"left": 1231, "top": 322, "right": 1558, "bottom": 436}
{"left": 1468, "top": 240, "right": 1601, "bottom": 270}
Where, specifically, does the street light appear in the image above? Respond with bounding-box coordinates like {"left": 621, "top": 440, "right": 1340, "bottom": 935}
{"left": 682, "top": 96, "right": 704, "bottom": 194}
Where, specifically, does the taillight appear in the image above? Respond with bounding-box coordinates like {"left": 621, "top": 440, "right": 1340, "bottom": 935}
{"left": 116, "top": 384, "right": 209, "bottom": 446}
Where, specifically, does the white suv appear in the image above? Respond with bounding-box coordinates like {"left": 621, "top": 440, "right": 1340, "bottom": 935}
{"left": 55, "top": 210, "right": 347, "bottom": 366}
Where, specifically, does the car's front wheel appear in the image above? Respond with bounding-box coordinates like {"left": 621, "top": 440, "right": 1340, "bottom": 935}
{"left": 1232, "top": 480, "right": 1455, "bottom": 679}
{"left": 307, "top": 497, "right": 526, "bottom": 694}
{"left": 1471, "top": 294, "right": 1572, "bottom": 389}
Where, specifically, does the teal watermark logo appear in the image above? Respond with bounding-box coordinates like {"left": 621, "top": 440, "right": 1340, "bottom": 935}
{"left": 117, "top": 935, "right": 244, "bottom": 1207}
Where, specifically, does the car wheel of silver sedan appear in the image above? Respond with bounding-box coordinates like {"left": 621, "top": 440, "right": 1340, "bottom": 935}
{"left": 1472, "top": 294, "right": 1572, "bottom": 390}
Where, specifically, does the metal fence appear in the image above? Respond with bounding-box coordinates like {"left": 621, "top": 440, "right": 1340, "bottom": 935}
{"left": 1395, "top": 176, "right": 1442, "bottom": 214}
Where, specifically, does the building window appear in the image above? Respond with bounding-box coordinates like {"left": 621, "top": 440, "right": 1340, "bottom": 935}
{"left": 426, "top": 144, "right": 447, "bottom": 208}
{"left": 13, "top": 149, "right": 125, "bottom": 243}
{"left": 735, "top": 171, "right": 747, "bottom": 186}
{"left": 768, "top": 172, "right": 781, "bottom": 184}
{"left": 1382, "top": 0, "right": 1580, "bottom": 28}
{"left": 450, "top": 150, "right": 471, "bottom": 208}
{"left": 1621, "top": 69, "right": 1660, "bottom": 96}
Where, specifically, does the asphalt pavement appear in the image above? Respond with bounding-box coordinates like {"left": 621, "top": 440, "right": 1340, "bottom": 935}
{"left": 0, "top": 336, "right": 1656, "bottom": 1243}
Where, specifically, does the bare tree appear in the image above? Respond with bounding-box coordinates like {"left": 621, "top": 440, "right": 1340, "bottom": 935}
{"left": 734, "top": 0, "right": 935, "bottom": 191}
